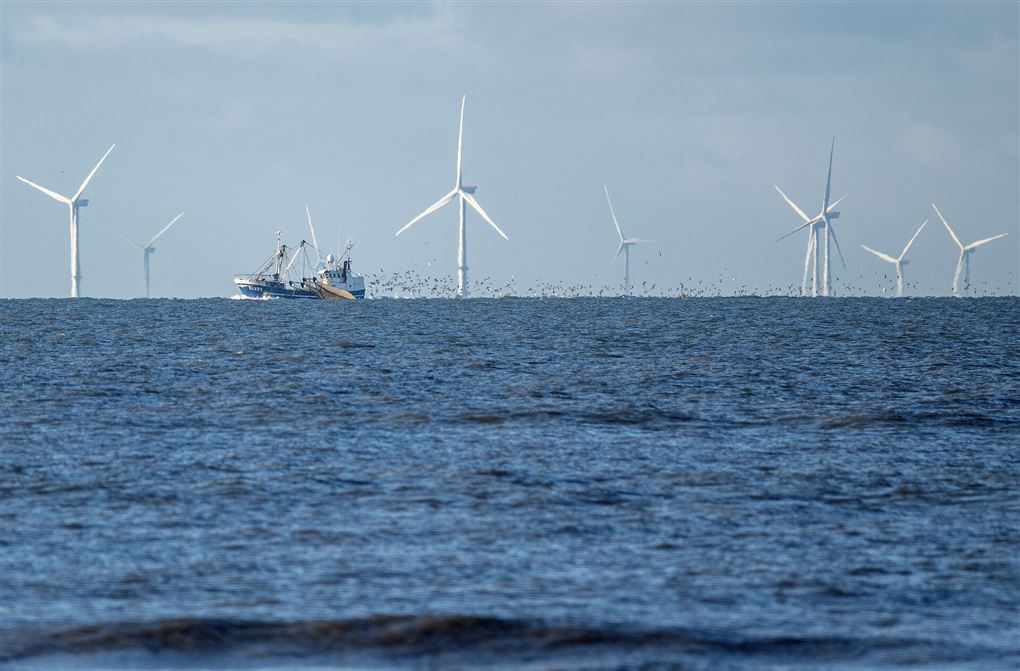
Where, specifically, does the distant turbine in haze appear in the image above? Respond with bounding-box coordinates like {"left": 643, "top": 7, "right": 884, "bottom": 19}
{"left": 774, "top": 139, "right": 848, "bottom": 297}
{"left": 861, "top": 220, "right": 926, "bottom": 297}
{"left": 395, "top": 95, "right": 508, "bottom": 298}
{"left": 932, "top": 203, "right": 1008, "bottom": 297}
{"left": 17, "top": 144, "right": 116, "bottom": 297}
{"left": 305, "top": 204, "right": 346, "bottom": 264}
{"left": 397, "top": 93, "right": 510, "bottom": 295}
{"left": 604, "top": 185, "right": 652, "bottom": 295}
{"left": 306, "top": 204, "right": 322, "bottom": 266}
{"left": 104, "top": 213, "right": 184, "bottom": 298}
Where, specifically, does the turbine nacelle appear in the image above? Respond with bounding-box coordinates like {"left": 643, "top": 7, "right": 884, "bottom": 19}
{"left": 76, "top": 199, "right": 89, "bottom": 207}
{"left": 462, "top": 186, "right": 477, "bottom": 194}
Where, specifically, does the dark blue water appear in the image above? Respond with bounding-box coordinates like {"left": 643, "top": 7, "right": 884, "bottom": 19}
{"left": 1, "top": 298, "right": 1018, "bottom": 670}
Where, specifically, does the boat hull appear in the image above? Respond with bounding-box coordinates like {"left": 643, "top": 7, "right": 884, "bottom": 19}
{"left": 234, "top": 277, "right": 366, "bottom": 300}
{"left": 234, "top": 278, "right": 318, "bottom": 299}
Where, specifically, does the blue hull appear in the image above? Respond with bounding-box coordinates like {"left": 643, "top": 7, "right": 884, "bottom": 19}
{"left": 235, "top": 278, "right": 366, "bottom": 300}
{"left": 235, "top": 280, "right": 318, "bottom": 300}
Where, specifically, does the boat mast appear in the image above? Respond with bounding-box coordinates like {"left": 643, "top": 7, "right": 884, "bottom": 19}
{"left": 274, "top": 231, "right": 284, "bottom": 278}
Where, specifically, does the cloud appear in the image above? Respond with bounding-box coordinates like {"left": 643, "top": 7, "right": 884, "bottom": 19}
{"left": 198, "top": 99, "right": 256, "bottom": 134}
{"left": 559, "top": 41, "right": 652, "bottom": 81}
{"left": 16, "top": 11, "right": 460, "bottom": 60}
{"left": 900, "top": 123, "right": 966, "bottom": 165}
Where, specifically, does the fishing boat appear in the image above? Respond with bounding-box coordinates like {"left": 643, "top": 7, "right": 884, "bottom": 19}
{"left": 234, "top": 232, "right": 365, "bottom": 300}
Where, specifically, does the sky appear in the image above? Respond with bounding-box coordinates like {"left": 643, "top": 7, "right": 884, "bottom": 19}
{"left": 1, "top": 1, "right": 1017, "bottom": 298}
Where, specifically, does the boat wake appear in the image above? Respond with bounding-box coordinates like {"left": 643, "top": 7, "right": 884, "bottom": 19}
{"left": 230, "top": 293, "right": 280, "bottom": 300}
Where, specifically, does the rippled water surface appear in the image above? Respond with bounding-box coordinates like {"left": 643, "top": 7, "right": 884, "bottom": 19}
{"left": 1, "top": 297, "right": 1018, "bottom": 670}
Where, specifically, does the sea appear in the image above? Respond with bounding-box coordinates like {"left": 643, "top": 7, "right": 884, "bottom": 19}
{"left": 1, "top": 297, "right": 1018, "bottom": 671}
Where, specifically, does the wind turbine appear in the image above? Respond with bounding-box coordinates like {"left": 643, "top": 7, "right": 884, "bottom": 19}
{"left": 932, "top": 203, "right": 1008, "bottom": 297}
{"left": 395, "top": 95, "right": 507, "bottom": 298}
{"left": 103, "top": 213, "right": 184, "bottom": 298}
{"left": 861, "top": 220, "right": 926, "bottom": 297}
{"left": 17, "top": 144, "right": 116, "bottom": 297}
{"left": 604, "top": 185, "right": 652, "bottom": 295}
{"left": 774, "top": 139, "right": 848, "bottom": 297}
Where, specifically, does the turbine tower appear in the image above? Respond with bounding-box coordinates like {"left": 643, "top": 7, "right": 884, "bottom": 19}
{"left": 604, "top": 185, "right": 652, "bottom": 295}
{"left": 395, "top": 95, "right": 507, "bottom": 298}
{"left": 861, "top": 220, "right": 926, "bottom": 297}
{"left": 17, "top": 144, "right": 116, "bottom": 297}
{"left": 104, "top": 213, "right": 184, "bottom": 297}
{"left": 774, "top": 139, "right": 848, "bottom": 297}
{"left": 932, "top": 203, "right": 1008, "bottom": 297}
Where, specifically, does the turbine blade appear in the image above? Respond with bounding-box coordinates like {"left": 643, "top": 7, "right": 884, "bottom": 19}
{"left": 777, "top": 217, "right": 819, "bottom": 242}
{"left": 822, "top": 137, "right": 834, "bottom": 211}
{"left": 456, "top": 95, "right": 465, "bottom": 188}
{"left": 395, "top": 188, "right": 458, "bottom": 236}
{"left": 604, "top": 185, "right": 625, "bottom": 240}
{"left": 933, "top": 203, "right": 963, "bottom": 250}
{"left": 826, "top": 193, "right": 848, "bottom": 213}
{"left": 802, "top": 227, "right": 814, "bottom": 292}
{"left": 147, "top": 212, "right": 184, "bottom": 247}
{"left": 774, "top": 185, "right": 811, "bottom": 223}
{"left": 952, "top": 251, "right": 964, "bottom": 296}
{"left": 965, "top": 232, "right": 1008, "bottom": 251}
{"left": 73, "top": 144, "right": 115, "bottom": 201}
{"left": 102, "top": 224, "right": 144, "bottom": 250}
{"left": 461, "top": 190, "right": 508, "bottom": 240}
{"left": 305, "top": 205, "right": 321, "bottom": 264}
{"left": 612, "top": 240, "right": 625, "bottom": 263}
{"left": 16, "top": 176, "right": 72, "bottom": 204}
{"left": 829, "top": 224, "right": 847, "bottom": 271}
{"left": 861, "top": 245, "right": 898, "bottom": 264}
{"left": 898, "top": 220, "right": 927, "bottom": 260}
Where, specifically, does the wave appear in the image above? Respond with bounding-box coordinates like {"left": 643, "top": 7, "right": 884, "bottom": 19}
{"left": 2, "top": 614, "right": 1008, "bottom": 668}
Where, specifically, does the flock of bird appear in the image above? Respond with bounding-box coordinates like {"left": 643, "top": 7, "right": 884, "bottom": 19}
{"left": 15, "top": 96, "right": 1012, "bottom": 299}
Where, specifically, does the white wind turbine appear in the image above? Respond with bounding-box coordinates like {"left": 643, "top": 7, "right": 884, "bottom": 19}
{"left": 932, "top": 203, "right": 1008, "bottom": 297}
{"left": 103, "top": 213, "right": 184, "bottom": 298}
{"left": 774, "top": 139, "right": 848, "bottom": 297}
{"left": 604, "top": 185, "right": 652, "bottom": 294}
{"left": 17, "top": 144, "right": 116, "bottom": 297}
{"left": 861, "top": 220, "right": 927, "bottom": 297}
{"left": 395, "top": 95, "right": 508, "bottom": 298}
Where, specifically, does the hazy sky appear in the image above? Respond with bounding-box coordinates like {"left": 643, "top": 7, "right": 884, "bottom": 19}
{"left": 2, "top": 1, "right": 1017, "bottom": 298}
